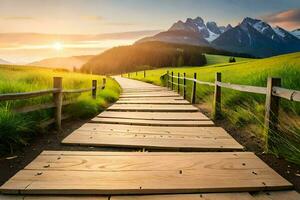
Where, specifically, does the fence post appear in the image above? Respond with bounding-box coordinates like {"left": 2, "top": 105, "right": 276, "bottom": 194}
{"left": 53, "top": 77, "right": 63, "bottom": 130}
{"left": 183, "top": 73, "right": 186, "bottom": 99}
{"left": 191, "top": 73, "right": 197, "bottom": 104}
{"left": 213, "top": 72, "right": 222, "bottom": 120}
{"left": 144, "top": 70, "right": 146, "bottom": 78}
{"left": 171, "top": 71, "right": 174, "bottom": 90}
{"left": 167, "top": 71, "right": 169, "bottom": 88}
{"left": 128, "top": 73, "right": 130, "bottom": 78}
{"left": 92, "top": 80, "right": 97, "bottom": 99}
{"left": 264, "top": 77, "right": 281, "bottom": 152}
{"left": 136, "top": 71, "right": 138, "bottom": 76}
{"left": 102, "top": 77, "right": 106, "bottom": 89}
{"left": 177, "top": 72, "right": 180, "bottom": 94}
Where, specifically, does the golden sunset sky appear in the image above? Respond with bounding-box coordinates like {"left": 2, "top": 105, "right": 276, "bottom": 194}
{"left": 0, "top": 0, "right": 299, "bottom": 63}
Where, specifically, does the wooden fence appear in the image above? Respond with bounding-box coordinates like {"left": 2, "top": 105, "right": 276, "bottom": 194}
{"left": 165, "top": 71, "right": 300, "bottom": 151}
{"left": 123, "top": 70, "right": 147, "bottom": 78}
{"left": 0, "top": 77, "right": 106, "bottom": 130}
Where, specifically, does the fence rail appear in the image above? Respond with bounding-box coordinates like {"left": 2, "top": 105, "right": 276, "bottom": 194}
{"left": 272, "top": 87, "right": 300, "bottom": 102}
{"left": 165, "top": 71, "right": 300, "bottom": 151}
{"left": 0, "top": 77, "right": 107, "bottom": 129}
{"left": 0, "top": 89, "right": 59, "bottom": 101}
{"left": 216, "top": 81, "right": 267, "bottom": 95}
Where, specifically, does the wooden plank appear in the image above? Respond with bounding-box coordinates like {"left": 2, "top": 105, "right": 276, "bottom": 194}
{"left": 119, "top": 93, "right": 180, "bottom": 98}
{"left": 252, "top": 191, "right": 300, "bottom": 200}
{"left": 107, "top": 104, "right": 199, "bottom": 112}
{"left": 112, "top": 193, "right": 255, "bottom": 200}
{"left": 116, "top": 99, "right": 189, "bottom": 105}
{"left": 112, "top": 191, "right": 300, "bottom": 200}
{"left": 24, "top": 152, "right": 262, "bottom": 171}
{"left": 0, "top": 191, "right": 298, "bottom": 200}
{"left": 0, "top": 151, "right": 292, "bottom": 194}
{"left": 90, "top": 117, "right": 214, "bottom": 127}
{"left": 75, "top": 123, "right": 238, "bottom": 137}
{"left": 0, "top": 195, "right": 108, "bottom": 199}
{"left": 62, "top": 133, "right": 242, "bottom": 150}
{"left": 122, "top": 88, "right": 168, "bottom": 93}
{"left": 121, "top": 90, "right": 174, "bottom": 95}
{"left": 119, "top": 96, "right": 184, "bottom": 101}
{"left": 98, "top": 111, "right": 210, "bottom": 121}
{"left": 62, "top": 123, "right": 243, "bottom": 150}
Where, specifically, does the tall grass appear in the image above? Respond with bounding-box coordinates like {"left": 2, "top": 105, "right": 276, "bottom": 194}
{"left": 0, "top": 65, "right": 121, "bottom": 154}
{"left": 129, "top": 52, "right": 300, "bottom": 165}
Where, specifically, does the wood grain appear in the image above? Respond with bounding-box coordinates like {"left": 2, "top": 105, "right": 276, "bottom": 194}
{"left": 0, "top": 191, "right": 298, "bottom": 200}
{"left": 97, "top": 111, "right": 210, "bottom": 121}
{"left": 0, "top": 151, "right": 292, "bottom": 194}
{"left": 62, "top": 124, "right": 243, "bottom": 150}
{"left": 90, "top": 117, "right": 214, "bottom": 127}
{"left": 107, "top": 104, "right": 199, "bottom": 112}
{"left": 116, "top": 99, "right": 189, "bottom": 105}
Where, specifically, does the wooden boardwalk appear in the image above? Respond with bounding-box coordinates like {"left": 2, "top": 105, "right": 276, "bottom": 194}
{"left": 0, "top": 76, "right": 298, "bottom": 199}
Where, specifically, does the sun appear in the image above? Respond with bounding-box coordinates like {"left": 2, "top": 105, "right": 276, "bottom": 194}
{"left": 52, "top": 42, "right": 63, "bottom": 51}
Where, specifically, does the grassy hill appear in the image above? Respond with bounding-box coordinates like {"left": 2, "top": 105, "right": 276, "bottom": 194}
{"left": 0, "top": 64, "right": 121, "bottom": 153}
{"left": 129, "top": 52, "right": 300, "bottom": 164}
{"left": 81, "top": 41, "right": 253, "bottom": 75}
{"left": 205, "top": 54, "right": 252, "bottom": 65}
{"left": 29, "top": 55, "right": 94, "bottom": 71}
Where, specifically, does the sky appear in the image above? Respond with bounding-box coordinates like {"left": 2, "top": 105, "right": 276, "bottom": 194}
{"left": 0, "top": 0, "right": 299, "bottom": 63}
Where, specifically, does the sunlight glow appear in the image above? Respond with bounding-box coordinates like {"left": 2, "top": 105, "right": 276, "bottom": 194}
{"left": 52, "top": 42, "right": 63, "bottom": 51}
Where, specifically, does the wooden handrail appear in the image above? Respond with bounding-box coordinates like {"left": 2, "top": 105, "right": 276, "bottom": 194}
{"left": 167, "top": 72, "right": 300, "bottom": 99}
{"left": 162, "top": 70, "right": 300, "bottom": 153}
{"left": 194, "top": 79, "right": 215, "bottom": 86}
{"left": 13, "top": 99, "right": 77, "bottom": 114}
{"left": 13, "top": 102, "right": 56, "bottom": 113}
{"left": 1, "top": 77, "right": 107, "bottom": 130}
{"left": 63, "top": 88, "right": 93, "bottom": 94}
{"left": 168, "top": 80, "right": 186, "bottom": 87}
{"left": 216, "top": 81, "right": 267, "bottom": 94}
{"left": 273, "top": 87, "right": 300, "bottom": 102}
{"left": 0, "top": 89, "right": 59, "bottom": 101}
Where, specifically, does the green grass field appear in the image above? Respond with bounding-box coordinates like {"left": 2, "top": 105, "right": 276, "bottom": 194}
{"left": 0, "top": 65, "right": 121, "bottom": 153}
{"left": 128, "top": 52, "right": 300, "bottom": 164}
{"left": 205, "top": 54, "right": 252, "bottom": 65}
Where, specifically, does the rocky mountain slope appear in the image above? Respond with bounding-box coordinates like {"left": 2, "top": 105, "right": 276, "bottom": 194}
{"left": 137, "top": 17, "right": 300, "bottom": 57}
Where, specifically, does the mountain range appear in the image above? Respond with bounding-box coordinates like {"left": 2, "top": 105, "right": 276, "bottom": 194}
{"left": 292, "top": 29, "right": 300, "bottom": 39}
{"left": 0, "top": 58, "right": 10, "bottom": 65}
{"left": 137, "top": 17, "right": 300, "bottom": 57}
{"left": 29, "top": 55, "right": 94, "bottom": 70}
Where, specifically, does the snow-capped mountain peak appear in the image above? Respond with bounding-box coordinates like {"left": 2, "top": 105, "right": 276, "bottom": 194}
{"left": 291, "top": 29, "right": 300, "bottom": 39}
{"left": 137, "top": 16, "right": 300, "bottom": 58}
{"left": 240, "top": 17, "right": 299, "bottom": 44}
{"left": 273, "top": 26, "right": 286, "bottom": 38}
{"left": 169, "top": 17, "right": 225, "bottom": 42}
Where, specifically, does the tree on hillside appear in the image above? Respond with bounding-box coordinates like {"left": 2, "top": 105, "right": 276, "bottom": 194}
{"left": 229, "top": 57, "right": 236, "bottom": 63}
{"left": 177, "top": 55, "right": 184, "bottom": 67}
{"left": 81, "top": 41, "right": 254, "bottom": 74}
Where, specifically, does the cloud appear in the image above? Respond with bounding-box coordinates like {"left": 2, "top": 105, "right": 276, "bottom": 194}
{"left": 81, "top": 15, "right": 104, "bottom": 21}
{"left": 262, "top": 8, "right": 300, "bottom": 30}
{"left": 1, "top": 16, "right": 35, "bottom": 20}
{"left": 104, "top": 22, "right": 135, "bottom": 26}
{"left": 81, "top": 15, "right": 135, "bottom": 26}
